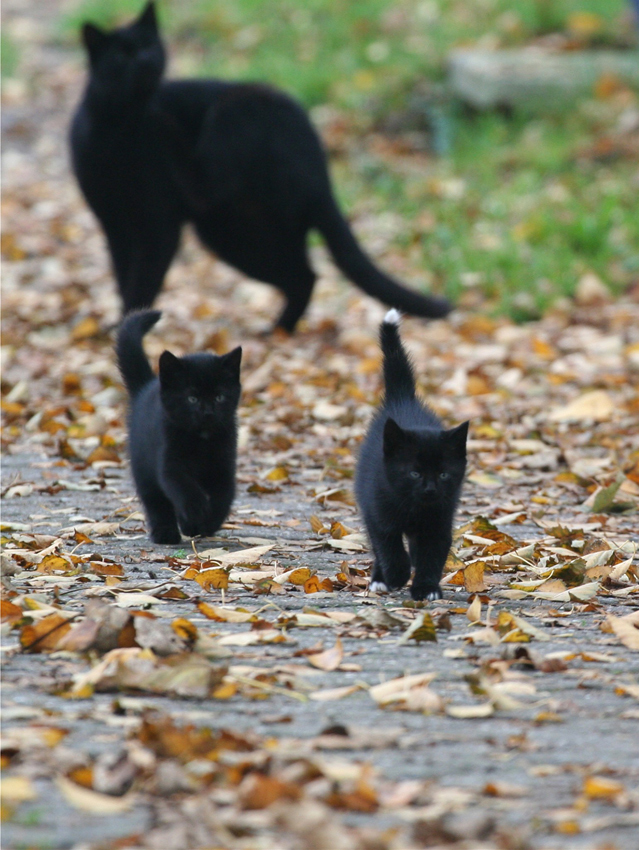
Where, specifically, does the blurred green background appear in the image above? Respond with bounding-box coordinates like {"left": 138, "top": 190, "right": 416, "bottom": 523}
{"left": 57, "top": 1, "right": 639, "bottom": 317}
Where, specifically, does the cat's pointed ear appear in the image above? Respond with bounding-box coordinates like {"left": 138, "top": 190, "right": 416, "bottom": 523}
{"left": 222, "top": 346, "right": 242, "bottom": 378}
{"left": 82, "top": 23, "right": 108, "bottom": 60}
{"left": 446, "top": 421, "right": 469, "bottom": 456}
{"left": 383, "top": 417, "right": 405, "bottom": 457}
{"left": 158, "top": 350, "right": 183, "bottom": 387}
{"left": 137, "top": 1, "right": 158, "bottom": 31}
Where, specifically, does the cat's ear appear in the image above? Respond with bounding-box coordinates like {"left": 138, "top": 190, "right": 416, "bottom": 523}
{"left": 383, "top": 417, "right": 406, "bottom": 457}
{"left": 82, "top": 23, "right": 108, "bottom": 60}
{"left": 137, "top": 1, "right": 158, "bottom": 31}
{"left": 222, "top": 346, "right": 242, "bottom": 378}
{"left": 158, "top": 350, "right": 184, "bottom": 387}
{"left": 446, "top": 421, "right": 469, "bottom": 456}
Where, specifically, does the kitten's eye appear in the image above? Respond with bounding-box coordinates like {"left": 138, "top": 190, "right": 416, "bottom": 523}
{"left": 188, "top": 396, "right": 198, "bottom": 404}
{"left": 409, "top": 471, "right": 420, "bottom": 479}
{"left": 439, "top": 471, "right": 449, "bottom": 480}
{"left": 215, "top": 393, "right": 225, "bottom": 402}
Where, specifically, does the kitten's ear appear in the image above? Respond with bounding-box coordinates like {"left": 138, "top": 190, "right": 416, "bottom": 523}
{"left": 222, "top": 346, "right": 242, "bottom": 378}
{"left": 82, "top": 23, "right": 108, "bottom": 60}
{"left": 137, "top": 1, "right": 158, "bottom": 31}
{"left": 383, "top": 417, "right": 405, "bottom": 457}
{"left": 446, "top": 421, "right": 469, "bottom": 456}
{"left": 158, "top": 350, "right": 183, "bottom": 387}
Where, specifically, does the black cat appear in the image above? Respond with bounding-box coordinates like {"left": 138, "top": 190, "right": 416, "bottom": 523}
{"left": 116, "top": 309, "right": 241, "bottom": 543}
{"left": 71, "top": 2, "right": 451, "bottom": 332}
{"left": 355, "top": 310, "right": 468, "bottom": 600}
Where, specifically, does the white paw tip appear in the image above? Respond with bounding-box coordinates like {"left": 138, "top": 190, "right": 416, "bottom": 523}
{"left": 369, "top": 581, "right": 389, "bottom": 594}
{"left": 383, "top": 308, "right": 401, "bottom": 326}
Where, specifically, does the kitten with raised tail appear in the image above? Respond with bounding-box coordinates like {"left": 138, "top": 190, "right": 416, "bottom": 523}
{"left": 355, "top": 310, "right": 468, "bottom": 601}
{"left": 71, "top": 2, "right": 451, "bottom": 332}
{"left": 117, "top": 310, "right": 241, "bottom": 544}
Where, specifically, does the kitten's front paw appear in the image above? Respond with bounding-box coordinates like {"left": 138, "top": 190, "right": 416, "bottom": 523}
{"left": 151, "top": 527, "right": 182, "bottom": 545}
{"left": 369, "top": 580, "right": 389, "bottom": 594}
{"left": 410, "top": 583, "right": 442, "bottom": 602}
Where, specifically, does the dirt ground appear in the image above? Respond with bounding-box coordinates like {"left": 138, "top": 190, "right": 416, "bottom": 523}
{"left": 2, "top": 2, "right": 639, "bottom": 849}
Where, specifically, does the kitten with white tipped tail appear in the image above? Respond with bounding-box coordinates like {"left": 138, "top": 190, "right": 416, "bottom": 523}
{"left": 355, "top": 310, "right": 469, "bottom": 601}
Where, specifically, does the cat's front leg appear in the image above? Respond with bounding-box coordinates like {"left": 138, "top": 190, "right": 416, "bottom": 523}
{"left": 367, "top": 526, "right": 411, "bottom": 592}
{"left": 407, "top": 532, "right": 452, "bottom": 601}
{"left": 161, "top": 473, "right": 211, "bottom": 538}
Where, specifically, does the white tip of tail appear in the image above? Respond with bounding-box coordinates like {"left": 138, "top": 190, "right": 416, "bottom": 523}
{"left": 383, "top": 308, "right": 401, "bottom": 325}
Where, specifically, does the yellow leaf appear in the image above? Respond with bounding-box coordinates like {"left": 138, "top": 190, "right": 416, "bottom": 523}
{"left": 194, "top": 568, "right": 229, "bottom": 591}
{"left": 287, "top": 568, "right": 313, "bottom": 586}
{"left": 212, "top": 681, "right": 238, "bottom": 699}
{"left": 265, "top": 466, "right": 289, "bottom": 481}
{"left": 583, "top": 775, "right": 624, "bottom": 800}
{"left": 172, "top": 618, "right": 198, "bottom": 642}
{"left": 304, "top": 575, "right": 321, "bottom": 594}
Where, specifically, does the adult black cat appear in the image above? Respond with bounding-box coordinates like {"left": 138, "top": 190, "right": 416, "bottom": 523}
{"left": 117, "top": 309, "right": 241, "bottom": 543}
{"left": 355, "top": 309, "right": 468, "bottom": 601}
{"left": 71, "top": 2, "right": 451, "bottom": 332}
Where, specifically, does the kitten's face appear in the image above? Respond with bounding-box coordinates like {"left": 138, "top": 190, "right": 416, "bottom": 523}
{"left": 82, "top": 2, "right": 165, "bottom": 103}
{"left": 383, "top": 419, "right": 468, "bottom": 506}
{"left": 159, "top": 347, "right": 242, "bottom": 435}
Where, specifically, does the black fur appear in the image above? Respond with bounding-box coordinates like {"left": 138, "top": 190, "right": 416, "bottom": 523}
{"left": 71, "top": 2, "right": 451, "bottom": 332}
{"left": 355, "top": 312, "right": 468, "bottom": 600}
{"left": 117, "top": 309, "right": 241, "bottom": 544}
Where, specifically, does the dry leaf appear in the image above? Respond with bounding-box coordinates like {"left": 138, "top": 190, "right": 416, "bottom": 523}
{"left": 307, "top": 638, "right": 344, "bottom": 671}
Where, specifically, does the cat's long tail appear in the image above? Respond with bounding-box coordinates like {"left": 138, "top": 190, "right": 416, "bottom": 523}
{"left": 116, "top": 309, "right": 161, "bottom": 397}
{"left": 315, "top": 198, "right": 451, "bottom": 319}
{"left": 380, "top": 309, "right": 416, "bottom": 403}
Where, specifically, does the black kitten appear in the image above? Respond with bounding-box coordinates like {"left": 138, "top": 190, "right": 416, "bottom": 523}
{"left": 71, "top": 2, "right": 451, "bottom": 332}
{"left": 116, "top": 310, "right": 241, "bottom": 544}
{"left": 355, "top": 310, "right": 468, "bottom": 600}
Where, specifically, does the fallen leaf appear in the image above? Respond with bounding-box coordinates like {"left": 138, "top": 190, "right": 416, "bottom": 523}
{"left": 55, "top": 775, "right": 135, "bottom": 814}
{"left": 307, "top": 638, "right": 344, "bottom": 671}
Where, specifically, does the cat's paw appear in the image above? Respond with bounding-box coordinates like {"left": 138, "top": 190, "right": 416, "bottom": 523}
{"left": 369, "top": 580, "right": 389, "bottom": 594}
{"left": 410, "top": 584, "right": 442, "bottom": 602}
{"left": 150, "top": 527, "right": 182, "bottom": 545}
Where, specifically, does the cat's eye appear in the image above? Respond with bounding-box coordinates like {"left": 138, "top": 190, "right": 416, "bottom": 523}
{"left": 439, "top": 471, "right": 449, "bottom": 480}
{"left": 409, "top": 471, "right": 420, "bottom": 479}
{"left": 215, "top": 393, "right": 225, "bottom": 402}
{"left": 188, "top": 395, "right": 198, "bottom": 404}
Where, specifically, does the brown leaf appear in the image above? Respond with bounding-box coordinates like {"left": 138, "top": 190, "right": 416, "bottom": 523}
{"left": 463, "top": 561, "right": 487, "bottom": 593}
{"left": 239, "top": 773, "right": 301, "bottom": 809}
{"left": 20, "top": 613, "right": 73, "bottom": 652}
{"left": 1, "top": 598, "right": 23, "bottom": 624}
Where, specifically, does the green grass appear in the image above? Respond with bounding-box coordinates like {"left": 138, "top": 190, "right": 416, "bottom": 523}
{"left": 61, "top": 0, "right": 638, "bottom": 317}
{"left": 1, "top": 32, "right": 19, "bottom": 78}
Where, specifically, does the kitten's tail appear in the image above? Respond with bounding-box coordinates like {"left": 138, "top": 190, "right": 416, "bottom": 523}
{"left": 380, "top": 309, "right": 416, "bottom": 403}
{"left": 315, "top": 197, "right": 451, "bottom": 320}
{"left": 116, "top": 309, "right": 161, "bottom": 397}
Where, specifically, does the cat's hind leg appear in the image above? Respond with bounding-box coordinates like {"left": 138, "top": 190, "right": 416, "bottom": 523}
{"left": 273, "top": 259, "right": 316, "bottom": 334}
